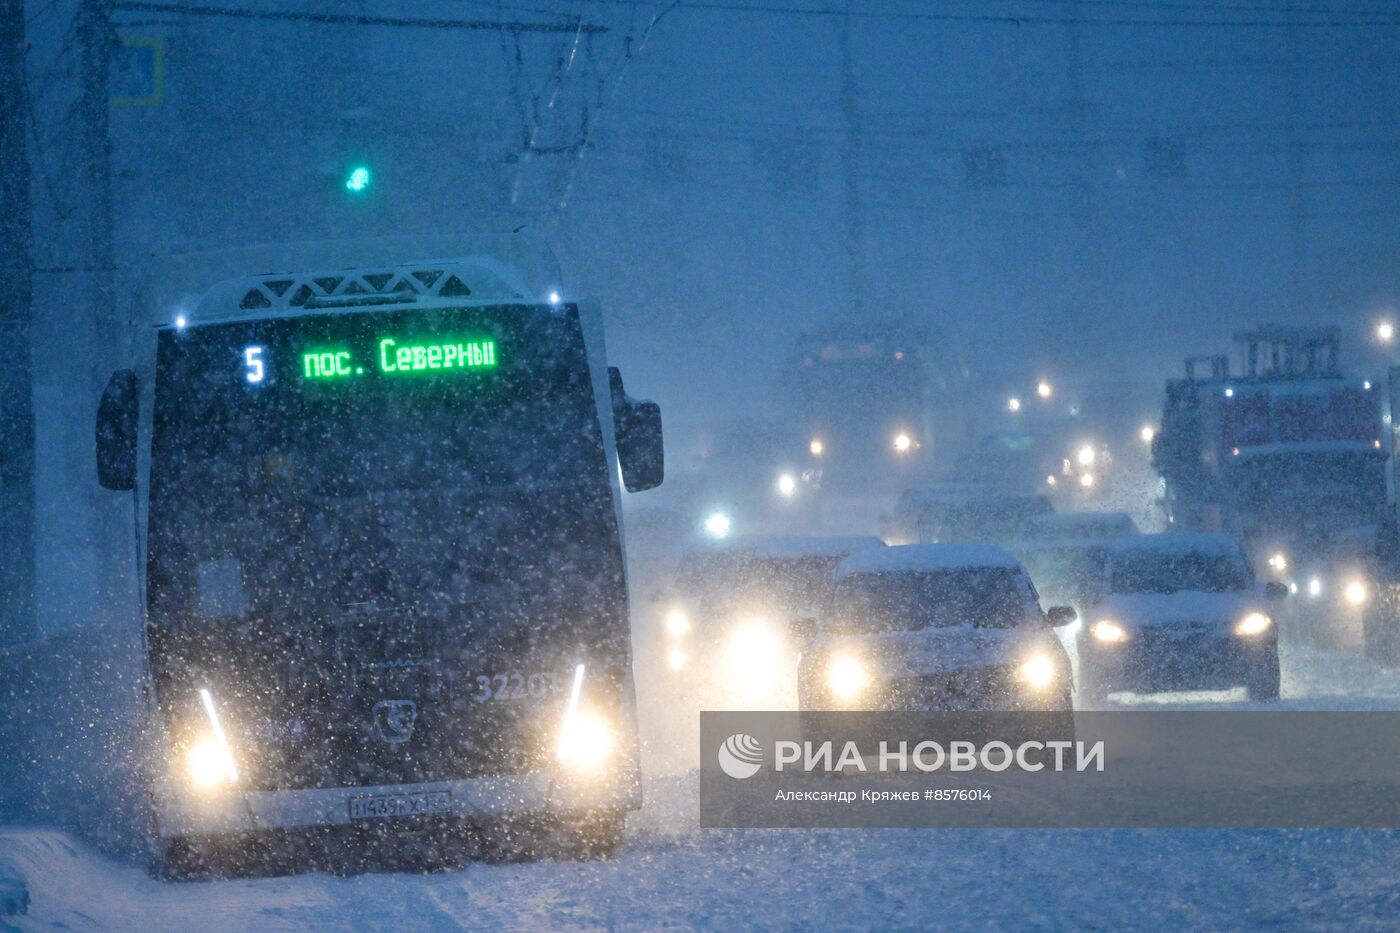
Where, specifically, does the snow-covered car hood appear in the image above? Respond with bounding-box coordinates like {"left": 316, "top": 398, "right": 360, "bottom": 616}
{"left": 811, "top": 624, "right": 1058, "bottom": 678}
{"left": 1094, "top": 590, "right": 1264, "bottom": 630}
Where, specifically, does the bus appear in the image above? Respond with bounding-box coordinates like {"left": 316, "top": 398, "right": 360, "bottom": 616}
{"left": 94, "top": 248, "right": 663, "bottom": 873}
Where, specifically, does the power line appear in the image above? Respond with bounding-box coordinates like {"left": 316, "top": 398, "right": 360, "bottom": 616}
{"left": 562, "top": 0, "right": 1400, "bottom": 29}
{"left": 111, "top": 1, "right": 610, "bottom": 33}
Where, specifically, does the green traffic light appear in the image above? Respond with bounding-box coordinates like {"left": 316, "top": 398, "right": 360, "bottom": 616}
{"left": 345, "top": 166, "right": 371, "bottom": 193}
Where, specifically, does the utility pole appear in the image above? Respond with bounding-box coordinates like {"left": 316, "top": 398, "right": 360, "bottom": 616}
{"left": 77, "top": 0, "right": 125, "bottom": 621}
{"left": 840, "top": 0, "right": 864, "bottom": 315}
{"left": 1284, "top": 20, "right": 1309, "bottom": 318}
{"left": 78, "top": 0, "right": 117, "bottom": 355}
{"left": 1061, "top": 5, "right": 1097, "bottom": 362}
{"left": 0, "top": 0, "right": 36, "bottom": 646}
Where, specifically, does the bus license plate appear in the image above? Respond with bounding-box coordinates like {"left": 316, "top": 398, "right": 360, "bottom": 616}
{"left": 349, "top": 790, "right": 453, "bottom": 821}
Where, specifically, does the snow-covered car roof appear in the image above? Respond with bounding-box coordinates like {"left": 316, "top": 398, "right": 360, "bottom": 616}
{"left": 1108, "top": 532, "right": 1243, "bottom": 559}
{"left": 836, "top": 543, "right": 1022, "bottom": 578}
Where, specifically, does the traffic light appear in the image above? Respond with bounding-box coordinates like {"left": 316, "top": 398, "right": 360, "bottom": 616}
{"left": 344, "top": 165, "right": 371, "bottom": 193}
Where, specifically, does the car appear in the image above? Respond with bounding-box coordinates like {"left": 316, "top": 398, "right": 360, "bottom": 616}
{"left": 797, "top": 544, "right": 1076, "bottom": 712}
{"left": 656, "top": 535, "right": 885, "bottom": 710}
{"left": 1078, "top": 532, "right": 1285, "bottom": 706}
{"left": 1010, "top": 511, "right": 1139, "bottom": 623}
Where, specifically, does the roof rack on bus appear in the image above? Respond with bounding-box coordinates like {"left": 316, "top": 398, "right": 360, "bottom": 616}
{"left": 190, "top": 256, "right": 540, "bottom": 323}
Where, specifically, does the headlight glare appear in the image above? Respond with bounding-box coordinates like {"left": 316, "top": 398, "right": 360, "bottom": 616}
{"left": 1235, "top": 612, "right": 1273, "bottom": 637}
{"left": 186, "top": 687, "right": 239, "bottom": 790}
{"left": 556, "top": 663, "right": 616, "bottom": 774}
{"left": 1344, "top": 579, "right": 1369, "bottom": 607}
{"left": 186, "top": 738, "right": 232, "bottom": 789}
{"left": 1090, "top": 620, "right": 1127, "bottom": 643}
{"left": 665, "top": 609, "right": 691, "bottom": 636}
{"left": 1016, "top": 652, "right": 1058, "bottom": 690}
{"left": 556, "top": 710, "right": 616, "bottom": 773}
{"left": 826, "top": 653, "right": 870, "bottom": 703}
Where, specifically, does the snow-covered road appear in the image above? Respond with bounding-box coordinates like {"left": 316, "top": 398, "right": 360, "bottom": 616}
{"left": 3, "top": 641, "right": 1398, "bottom": 932}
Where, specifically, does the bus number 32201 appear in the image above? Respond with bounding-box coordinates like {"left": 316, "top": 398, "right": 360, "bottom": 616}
{"left": 473, "top": 672, "right": 562, "bottom": 702}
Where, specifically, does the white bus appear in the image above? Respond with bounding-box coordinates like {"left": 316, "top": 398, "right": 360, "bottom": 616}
{"left": 95, "top": 244, "right": 663, "bottom": 874}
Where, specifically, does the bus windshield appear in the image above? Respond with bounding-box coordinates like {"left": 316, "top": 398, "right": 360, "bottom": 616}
{"left": 146, "top": 303, "right": 622, "bottom": 622}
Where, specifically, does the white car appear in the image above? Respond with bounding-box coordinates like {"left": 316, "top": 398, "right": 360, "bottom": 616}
{"left": 1078, "top": 533, "right": 1285, "bottom": 705}
{"left": 797, "top": 544, "right": 1076, "bottom": 711}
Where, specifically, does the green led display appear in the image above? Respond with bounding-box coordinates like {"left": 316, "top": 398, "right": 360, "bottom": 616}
{"left": 297, "top": 337, "right": 497, "bottom": 382}
{"left": 302, "top": 349, "right": 360, "bottom": 379}
{"left": 379, "top": 337, "right": 496, "bottom": 374}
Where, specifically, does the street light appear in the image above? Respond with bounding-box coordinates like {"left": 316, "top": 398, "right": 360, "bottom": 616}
{"left": 1378, "top": 320, "right": 1395, "bottom": 344}
{"left": 1140, "top": 425, "right": 1155, "bottom": 445}
{"left": 1077, "top": 444, "right": 1096, "bottom": 467}
{"left": 1036, "top": 380, "right": 1053, "bottom": 399}
{"left": 809, "top": 438, "right": 825, "bottom": 457}
{"left": 893, "top": 433, "right": 913, "bottom": 453}
{"left": 1007, "top": 397, "right": 1022, "bottom": 413}
{"left": 776, "top": 473, "right": 797, "bottom": 498}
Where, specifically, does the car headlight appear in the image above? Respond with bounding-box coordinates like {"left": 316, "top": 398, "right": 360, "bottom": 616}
{"left": 1267, "top": 551, "right": 1288, "bottom": 573}
{"left": 1234, "top": 612, "right": 1273, "bottom": 637}
{"left": 726, "top": 619, "right": 783, "bottom": 681}
{"left": 826, "top": 653, "right": 870, "bottom": 703}
{"left": 186, "top": 687, "right": 239, "bottom": 790}
{"left": 1015, "top": 652, "right": 1059, "bottom": 690}
{"left": 665, "top": 609, "right": 690, "bottom": 636}
{"left": 1344, "top": 579, "right": 1369, "bottom": 607}
{"left": 1090, "top": 620, "right": 1127, "bottom": 643}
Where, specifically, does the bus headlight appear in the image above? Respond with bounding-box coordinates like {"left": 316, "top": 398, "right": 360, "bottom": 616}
{"left": 186, "top": 688, "right": 239, "bottom": 789}
{"left": 186, "top": 738, "right": 233, "bottom": 789}
{"left": 556, "top": 710, "right": 616, "bottom": 773}
{"left": 556, "top": 664, "right": 615, "bottom": 774}
{"left": 826, "top": 653, "right": 870, "bottom": 704}
{"left": 1344, "top": 579, "right": 1369, "bottom": 607}
{"left": 1090, "top": 620, "right": 1127, "bottom": 643}
{"left": 1015, "top": 652, "right": 1059, "bottom": 691}
{"left": 1235, "top": 612, "right": 1273, "bottom": 637}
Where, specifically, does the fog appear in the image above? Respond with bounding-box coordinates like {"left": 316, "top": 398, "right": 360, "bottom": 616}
{"left": 4, "top": 1, "right": 1400, "bottom": 928}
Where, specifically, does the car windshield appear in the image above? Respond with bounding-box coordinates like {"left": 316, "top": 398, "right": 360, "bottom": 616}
{"left": 1109, "top": 550, "right": 1254, "bottom": 594}
{"left": 146, "top": 303, "right": 620, "bottom": 619}
{"left": 829, "top": 568, "right": 1032, "bottom": 632}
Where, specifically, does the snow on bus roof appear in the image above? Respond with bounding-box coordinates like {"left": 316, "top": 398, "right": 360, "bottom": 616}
{"left": 836, "top": 543, "right": 1021, "bottom": 578}
{"left": 1108, "top": 532, "right": 1242, "bottom": 558}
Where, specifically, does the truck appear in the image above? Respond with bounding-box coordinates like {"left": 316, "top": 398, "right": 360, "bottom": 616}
{"left": 1151, "top": 325, "right": 1386, "bottom": 651}
{"left": 93, "top": 242, "right": 664, "bottom": 873}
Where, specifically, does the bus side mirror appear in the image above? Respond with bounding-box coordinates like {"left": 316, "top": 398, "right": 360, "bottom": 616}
{"left": 609, "top": 367, "right": 664, "bottom": 492}
{"left": 97, "top": 369, "right": 138, "bottom": 491}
